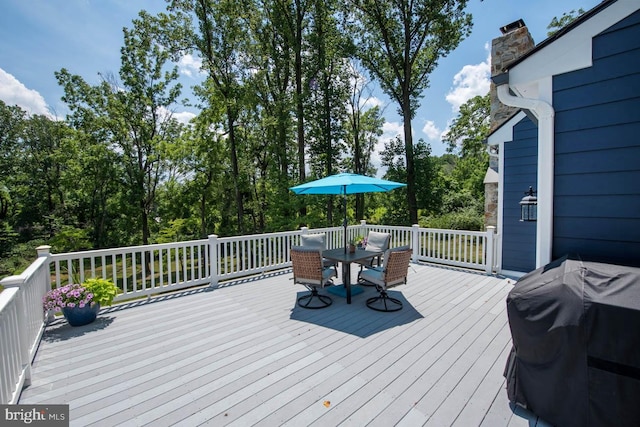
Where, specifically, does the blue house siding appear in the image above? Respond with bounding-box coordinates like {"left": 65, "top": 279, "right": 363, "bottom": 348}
{"left": 552, "top": 9, "right": 640, "bottom": 265}
{"left": 501, "top": 118, "right": 537, "bottom": 272}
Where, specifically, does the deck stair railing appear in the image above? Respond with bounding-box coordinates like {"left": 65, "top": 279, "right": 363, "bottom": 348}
{"left": 0, "top": 223, "right": 495, "bottom": 403}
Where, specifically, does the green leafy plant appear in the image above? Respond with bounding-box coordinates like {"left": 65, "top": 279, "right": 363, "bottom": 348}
{"left": 350, "top": 235, "right": 365, "bottom": 246}
{"left": 82, "top": 278, "right": 119, "bottom": 307}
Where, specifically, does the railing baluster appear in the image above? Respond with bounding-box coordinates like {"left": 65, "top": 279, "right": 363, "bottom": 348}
{"left": 149, "top": 249, "right": 155, "bottom": 290}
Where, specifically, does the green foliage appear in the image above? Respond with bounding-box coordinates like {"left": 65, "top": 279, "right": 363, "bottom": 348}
{"left": 48, "top": 226, "right": 92, "bottom": 253}
{"left": 0, "top": 239, "right": 45, "bottom": 279}
{"left": 0, "top": 1, "right": 492, "bottom": 272}
{"left": 443, "top": 94, "right": 490, "bottom": 157}
{"left": 82, "top": 278, "right": 119, "bottom": 307}
{"left": 547, "top": 8, "right": 586, "bottom": 37}
{"left": 351, "top": 0, "right": 473, "bottom": 223}
{"left": 422, "top": 206, "right": 484, "bottom": 231}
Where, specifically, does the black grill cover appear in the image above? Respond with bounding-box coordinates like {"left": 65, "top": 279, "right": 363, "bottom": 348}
{"left": 505, "top": 254, "right": 640, "bottom": 427}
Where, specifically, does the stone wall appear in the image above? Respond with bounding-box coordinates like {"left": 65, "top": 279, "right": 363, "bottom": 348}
{"left": 484, "top": 168, "right": 499, "bottom": 228}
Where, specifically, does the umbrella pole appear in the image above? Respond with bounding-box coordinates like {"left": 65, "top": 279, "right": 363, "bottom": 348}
{"left": 343, "top": 192, "right": 348, "bottom": 253}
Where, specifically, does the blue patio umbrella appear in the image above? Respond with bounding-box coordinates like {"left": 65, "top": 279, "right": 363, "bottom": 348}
{"left": 290, "top": 173, "right": 406, "bottom": 251}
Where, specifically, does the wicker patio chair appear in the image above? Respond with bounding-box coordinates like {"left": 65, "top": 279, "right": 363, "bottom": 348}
{"left": 300, "top": 233, "right": 337, "bottom": 268}
{"left": 358, "top": 247, "right": 412, "bottom": 312}
{"left": 291, "top": 246, "right": 337, "bottom": 309}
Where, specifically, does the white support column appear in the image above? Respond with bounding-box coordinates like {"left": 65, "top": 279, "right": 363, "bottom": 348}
{"left": 486, "top": 226, "right": 496, "bottom": 274}
{"left": 208, "top": 234, "right": 218, "bottom": 286}
{"left": 496, "top": 83, "right": 555, "bottom": 268}
{"left": 35, "top": 245, "right": 54, "bottom": 322}
{"left": 411, "top": 224, "right": 420, "bottom": 263}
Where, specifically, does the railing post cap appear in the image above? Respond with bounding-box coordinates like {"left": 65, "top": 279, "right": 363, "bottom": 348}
{"left": 36, "top": 245, "right": 51, "bottom": 256}
{"left": 0, "top": 275, "right": 24, "bottom": 287}
{"left": 360, "top": 220, "right": 367, "bottom": 225}
{"left": 208, "top": 234, "right": 218, "bottom": 239}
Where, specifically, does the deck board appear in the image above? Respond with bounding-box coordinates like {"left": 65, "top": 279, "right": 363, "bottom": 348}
{"left": 19, "top": 262, "right": 544, "bottom": 426}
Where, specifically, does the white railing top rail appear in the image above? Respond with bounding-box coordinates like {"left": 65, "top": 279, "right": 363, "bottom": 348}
{"left": 0, "top": 249, "right": 50, "bottom": 404}
{"left": 48, "top": 238, "right": 210, "bottom": 262}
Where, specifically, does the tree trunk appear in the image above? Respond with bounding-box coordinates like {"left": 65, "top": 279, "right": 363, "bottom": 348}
{"left": 294, "top": 0, "right": 306, "bottom": 217}
{"left": 227, "top": 110, "right": 244, "bottom": 233}
{"left": 403, "top": 95, "right": 418, "bottom": 224}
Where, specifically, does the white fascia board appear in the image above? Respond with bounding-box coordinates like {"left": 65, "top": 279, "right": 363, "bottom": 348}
{"left": 509, "top": 0, "right": 638, "bottom": 90}
{"left": 488, "top": 111, "right": 527, "bottom": 146}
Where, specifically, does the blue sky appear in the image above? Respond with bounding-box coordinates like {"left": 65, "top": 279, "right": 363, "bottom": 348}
{"left": 1, "top": 0, "right": 598, "bottom": 161}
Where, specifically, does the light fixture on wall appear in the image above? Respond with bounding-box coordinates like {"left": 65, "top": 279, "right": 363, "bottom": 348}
{"left": 520, "top": 186, "right": 537, "bottom": 222}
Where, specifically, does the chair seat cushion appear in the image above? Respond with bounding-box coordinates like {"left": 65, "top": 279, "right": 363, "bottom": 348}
{"left": 359, "top": 268, "right": 385, "bottom": 287}
{"left": 322, "top": 267, "right": 336, "bottom": 282}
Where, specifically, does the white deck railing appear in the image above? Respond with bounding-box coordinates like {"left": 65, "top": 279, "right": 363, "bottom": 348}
{"left": 0, "top": 248, "right": 50, "bottom": 404}
{"left": 0, "top": 223, "right": 495, "bottom": 403}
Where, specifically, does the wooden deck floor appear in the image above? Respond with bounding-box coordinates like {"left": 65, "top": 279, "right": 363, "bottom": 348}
{"left": 19, "top": 262, "right": 549, "bottom": 426}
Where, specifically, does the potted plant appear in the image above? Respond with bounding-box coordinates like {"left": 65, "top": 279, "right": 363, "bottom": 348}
{"left": 82, "top": 278, "right": 118, "bottom": 307}
{"left": 348, "top": 235, "right": 362, "bottom": 253}
{"left": 351, "top": 235, "right": 366, "bottom": 249}
{"left": 42, "top": 278, "right": 118, "bottom": 326}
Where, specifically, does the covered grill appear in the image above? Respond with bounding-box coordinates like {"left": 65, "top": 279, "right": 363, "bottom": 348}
{"left": 505, "top": 254, "right": 640, "bottom": 426}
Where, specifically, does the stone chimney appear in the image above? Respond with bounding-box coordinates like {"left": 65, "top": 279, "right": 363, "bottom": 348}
{"left": 490, "top": 19, "right": 535, "bottom": 132}
{"left": 484, "top": 20, "right": 535, "bottom": 230}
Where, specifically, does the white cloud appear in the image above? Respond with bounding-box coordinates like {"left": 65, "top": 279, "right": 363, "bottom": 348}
{"left": 361, "top": 95, "right": 383, "bottom": 110}
{"left": 173, "top": 111, "right": 197, "bottom": 125}
{"left": 157, "top": 106, "right": 197, "bottom": 125}
{"left": 378, "top": 122, "right": 404, "bottom": 144}
{"left": 422, "top": 120, "right": 442, "bottom": 141}
{"left": 445, "top": 45, "right": 491, "bottom": 112}
{"left": 0, "top": 68, "right": 51, "bottom": 117}
{"left": 369, "top": 121, "right": 404, "bottom": 177}
{"left": 178, "top": 54, "right": 203, "bottom": 78}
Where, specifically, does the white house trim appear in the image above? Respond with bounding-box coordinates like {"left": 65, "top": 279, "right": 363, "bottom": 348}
{"left": 508, "top": 0, "right": 638, "bottom": 95}
{"left": 496, "top": 84, "right": 555, "bottom": 268}
{"left": 490, "top": 0, "right": 639, "bottom": 270}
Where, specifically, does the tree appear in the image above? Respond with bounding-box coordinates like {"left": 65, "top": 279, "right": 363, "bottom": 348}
{"left": 442, "top": 93, "right": 490, "bottom": 227}
{"left": 443, "top": 93, "right": 489, "bottom": 158}
{"left": 305, "top": 0, "right": 351, "bottom": 225}
{"left": 380, "top": 137, "right": 440, "bottom": 224}
{"left": 273, "top": 0, "right": 313, "bottom": 213}
{"left": 154, "top": 1, "right": 257, "bottom": 233}
{"left": 344, "top": 63, "right": 384, "bottom": 219}
{"left": 350, "top": 0, "right": 472, "bottom": 224}
{"left": 0, "top": 101, "right": 25, "bottom": 251}
{"left": 56, "top": 15, "right": 183, "bottom": 248}
{"left": 547, "top": 8, "right": 585, "bottom": 37}
{"left": 15, "top": 115, "right": 73, "bottom": 239}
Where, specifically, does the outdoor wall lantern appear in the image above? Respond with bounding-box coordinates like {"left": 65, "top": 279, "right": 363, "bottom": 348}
{"left": 519, "top": 186, "right": 537, "bottom": 222}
